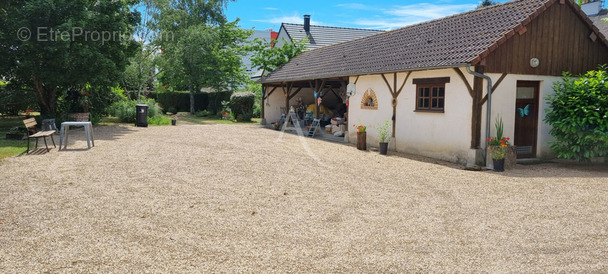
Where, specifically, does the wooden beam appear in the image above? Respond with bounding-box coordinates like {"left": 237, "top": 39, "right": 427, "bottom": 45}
{"left": 470, "top": 66, "right": 484, "bottom": 149}
{"left": 395, "top": 71, "right": 412, "bottom": 98}
{"left": 263, "top": 86, "right": 277, "bottom": 100}
{"left": 288, "top": 87, "right": 303, "bottom": 100}
{"left": 481, "top": 73, "right": 507, "bottom": 105}
{"left": 381, "top": 73, "right": 395, "bottom": 95}
{"left": 453, "top": 67, "right": 474, "bottom": 98}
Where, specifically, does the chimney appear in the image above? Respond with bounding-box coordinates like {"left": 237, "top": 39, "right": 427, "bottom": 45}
{"left": 304, "top": 15, "right": 311, "bottom": 33}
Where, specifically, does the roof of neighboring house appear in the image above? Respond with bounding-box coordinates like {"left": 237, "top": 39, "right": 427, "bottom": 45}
{"left": 280, "top": 23, "right": 383, "bottom": 51}
{"left": 589, "top": 10, "right": 608, "bottom": 37}
{"left": 263, "top": 0, "right": 607, "bottom": 83}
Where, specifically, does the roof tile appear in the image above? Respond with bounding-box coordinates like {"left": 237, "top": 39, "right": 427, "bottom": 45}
{"left": 263, "top": 0, "right": 553, "bottom": 83}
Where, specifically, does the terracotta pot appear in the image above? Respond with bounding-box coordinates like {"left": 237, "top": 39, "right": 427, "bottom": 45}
{"left": 356, "top": 131, "right": 366, "bottom": 150}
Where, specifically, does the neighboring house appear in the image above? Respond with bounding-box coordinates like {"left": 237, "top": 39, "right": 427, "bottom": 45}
{"left": 260, "top": 0, "right": 608, "bottom": 166}
{"left": 274, "top": 15, "right": 383, "bottom": 51}
{"left": 243, "top": 29, "right": 277, "bottom": 79}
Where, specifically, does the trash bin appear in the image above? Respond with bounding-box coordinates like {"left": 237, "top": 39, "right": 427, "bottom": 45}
{"left": 136, "top": 104, "right": 148, "bottom": 127}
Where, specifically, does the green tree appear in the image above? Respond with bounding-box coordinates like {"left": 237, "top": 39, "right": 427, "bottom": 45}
{"left": 0, "top": 0, "right": 140, "bottom": 117}
{"left": 545, "top": 67, "right": 608, "bottom": 162}
{"left": 153, "top": 0, "right": 250, "bottom": 113}
{"left": 247, "top": 37, "right": 308, "bottom": 77}
{"left": 477, "top": 0, "right": 499, "bottom": 8}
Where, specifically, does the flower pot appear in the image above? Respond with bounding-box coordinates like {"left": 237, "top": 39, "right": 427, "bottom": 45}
{"left": 69, "top": 112, "right": 90, "bottom": 122}
{"left": 171, "top": 119, "right": 177, "bottom": 126}
{"left": 6, "top": 133, "right": 24, "bottom": 140}
{"left": 492, "top": 158, "right": 505, "bottom": 172}
{"left": 379, "top": 142, "right": 388, "bottom": 155}
{"left": 356, "top": 131, "right": 366, "bottom": 150}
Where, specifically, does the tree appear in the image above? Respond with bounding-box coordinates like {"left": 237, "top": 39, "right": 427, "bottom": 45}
{"left": 247, "top": 37, "right": 308, "bottom": 77}
{"left": 477, "top": 0, "right": 499, "bottom": 8}
{"left": 545, "top": 67, "right": 608, "bottom": 162}
{"left": 153, "top": 0, "right": 251, "bottom": 113}
{"left": 0, "top": 0, "right": 140, "bottom": 117}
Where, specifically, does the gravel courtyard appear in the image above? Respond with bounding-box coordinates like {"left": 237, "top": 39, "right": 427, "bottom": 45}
{"left": 1, "top": 123, "right": 607, "bottom": 272}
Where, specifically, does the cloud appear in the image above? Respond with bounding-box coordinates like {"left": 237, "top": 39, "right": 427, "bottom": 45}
{"left": 335, "top": 3, "right": 375, "bottom": 10}
{"left": 263, "top": 7, "right": 278, "bottom": 10}
{"left": 252, "top": 13, "right": 324, "bottom": 26}
{"left": 386, "top": 3, "right": 476, "bottom": 19}
{"left": 345, "top": 2, "right": 476, "bottom": 30}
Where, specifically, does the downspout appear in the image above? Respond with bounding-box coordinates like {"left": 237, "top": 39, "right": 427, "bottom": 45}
{"left": 465, "top": 63, "right": 492, "bottom": 167}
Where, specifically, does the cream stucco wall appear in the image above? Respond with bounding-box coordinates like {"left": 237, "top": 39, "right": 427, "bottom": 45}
{"left": 481, "top": 73, "right": 559, "bottom": 159}
{"left": 348, "top": 68, "right": 475, "bottom": 164}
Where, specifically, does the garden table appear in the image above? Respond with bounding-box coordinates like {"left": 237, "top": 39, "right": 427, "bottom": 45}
{"left": 59, "top": 121, "right": 94, "bottom": 150}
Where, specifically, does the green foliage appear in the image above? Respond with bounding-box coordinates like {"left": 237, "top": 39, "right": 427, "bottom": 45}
{"left": 229, "top": 92, "right": 255, "bottom": 122}
{"left": 545, "top": 67, "right": 608, "bottom": 162}
{"left": 0, "top": 0, "right": 140, "bottom": 116}
{"left": 477, "top": 0, "right": 499, "bottom": 8}
{"left": 109, "top": 98, "right": 163, "bottom": 123}
{"left": 155, "top": 91, "right": 231, "bottom": 113}
{"left": 495, "top": 115, "right": 504, "bottom": 140}
{"left": 195, "top": 110, "right": 212, "bottom": 117}
{"left": 153, "top": 0, "right": 250, "bottom": 112}
{"left": 0, "top": 84, "right": 37, "bottom": 115}
{"left": 247, "top": 37, "right": 308, "bottom": 76}
{"left": 148, "top": 115, "right": 171, "bottom": 126}
{"left": 377, "top": 119, "right": 392, "bottom": 143}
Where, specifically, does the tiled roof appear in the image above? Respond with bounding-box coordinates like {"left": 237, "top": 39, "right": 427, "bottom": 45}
{"left": 262, "top": 0, "right": 574, "bottom": 83}
{"left": 589, "top": 10, "right": 608, "bottom": 38}
{"left": 281, "top": 23, "right": 383, "bottom": 51}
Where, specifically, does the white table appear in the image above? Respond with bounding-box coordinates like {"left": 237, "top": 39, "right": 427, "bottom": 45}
{"left": 59, "top": 122, "right": 95, "bottom": 150}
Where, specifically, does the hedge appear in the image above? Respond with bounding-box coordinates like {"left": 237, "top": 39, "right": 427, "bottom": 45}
{"left": 128, "top": 91, "right": 232, "bottom": 114}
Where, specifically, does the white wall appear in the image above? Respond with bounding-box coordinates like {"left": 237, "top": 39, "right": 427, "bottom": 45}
{"left": 481, "top": 74, "right": 560, "bottom": 159}
{"left": 348, "top": 68, "right": 475, "bottom": 164}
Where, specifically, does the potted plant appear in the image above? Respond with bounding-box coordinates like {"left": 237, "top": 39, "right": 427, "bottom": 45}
{"left": 487, "top": 116, "right": 511, "bottom": 172}
{"left": 488, "top": 137, "right": 510, "bottom": 171}
{"left": 272, "top": 120, "right": 283, "bottom": 130}
{"left": 171, "top": 114, "right": 178, "bottom": 125}
{"left": 353, "top": 124, "right": 366, "bottom": 150}
{"left": 377, "top": 119, "right": 391, "bottom": 155}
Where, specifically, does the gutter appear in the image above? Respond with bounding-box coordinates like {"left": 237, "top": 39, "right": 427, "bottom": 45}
{"left": 465, "top": 63, "right": 492, "bottom": 167}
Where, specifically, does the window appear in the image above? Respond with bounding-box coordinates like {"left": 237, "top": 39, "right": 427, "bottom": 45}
{"left": 413, "top": 77, "right": 449, "bottom": 112}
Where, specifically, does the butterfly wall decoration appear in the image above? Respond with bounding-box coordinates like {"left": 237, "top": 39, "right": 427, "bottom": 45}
{"left": 517, "top": 104, "right": 530, "bottom": 118}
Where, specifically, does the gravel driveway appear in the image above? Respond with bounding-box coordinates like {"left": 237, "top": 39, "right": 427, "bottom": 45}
{"left": 1, "top": 123, "right": 607, "bottom": 272}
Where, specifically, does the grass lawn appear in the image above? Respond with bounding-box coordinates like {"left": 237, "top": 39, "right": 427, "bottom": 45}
{"left": 177, "top": 112, "right": 261, "bottom": 125}
{"left": 0, "top": 117, "right": 28, "bottom": 160}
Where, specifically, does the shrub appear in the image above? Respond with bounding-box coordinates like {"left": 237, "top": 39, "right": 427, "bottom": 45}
{"left": 545, "top": 67, "right": 608, "bottom": 162}
{"left": 195, "top": 110, "right": 212, "bottom": 117}
{"left": 109, "top": 98, "right": 162, "bottom": 123}
{"left": 252, "top": 105, "right": 261, "bottom": 118}
{"left": 148, "top": 115, "right": 171, "bottom": 125}
{"left": 229, "top": 91, "right": 255, "bottom": 122}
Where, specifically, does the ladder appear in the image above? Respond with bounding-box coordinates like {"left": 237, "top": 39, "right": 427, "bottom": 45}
{"left": 307, "top": 118, "right": 320, "bottom": 137}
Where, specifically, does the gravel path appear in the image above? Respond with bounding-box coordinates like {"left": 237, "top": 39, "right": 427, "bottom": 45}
{"left": 1, "top": 123, "right": 607, "bottom": 272}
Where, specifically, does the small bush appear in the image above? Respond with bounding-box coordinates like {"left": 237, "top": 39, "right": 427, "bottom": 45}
{"left": 109, "top": 98, "right": 162, "bottom": 123}
{"left": 229, "top": 91, "right": 255, "bottom": 122}
{"left": 545, "top": 66, "right": 608, "bottom": 162}
{"left": 195, "top": 110, "right": 212, "bottom": 117}
{"left": 252, "top": 105, "right": 261, "bottom": 118}
{"left": 148, "top": 115, "right": 171, "bottom": 125}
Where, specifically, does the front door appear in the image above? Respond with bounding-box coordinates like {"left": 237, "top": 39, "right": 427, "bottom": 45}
{"left": 514, "top": 81, "right": 539, "bottom": 158}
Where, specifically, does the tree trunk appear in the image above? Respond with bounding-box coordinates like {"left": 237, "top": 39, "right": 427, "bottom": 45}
{"left": 33, "top": 77, "right": 58, "bottom": 118}
{"left": 189, "top": 83, "right": 195, "bottom": 114}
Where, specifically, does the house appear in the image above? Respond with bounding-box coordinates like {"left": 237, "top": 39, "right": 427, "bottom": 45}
{"left": 274, "top": 15, "right": 383, "bottom": 51}
{"left": 260, "top": 0, "right": 608, "bottom": 166}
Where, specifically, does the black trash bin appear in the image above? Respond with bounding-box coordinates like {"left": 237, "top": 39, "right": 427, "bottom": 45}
{"left": 136, "top": 104, "right": 148, "bottom": 127}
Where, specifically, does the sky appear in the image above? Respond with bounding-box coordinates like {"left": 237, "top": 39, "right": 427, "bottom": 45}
{"left": 225, "top": 0, "right": 506, "bottom": 31}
